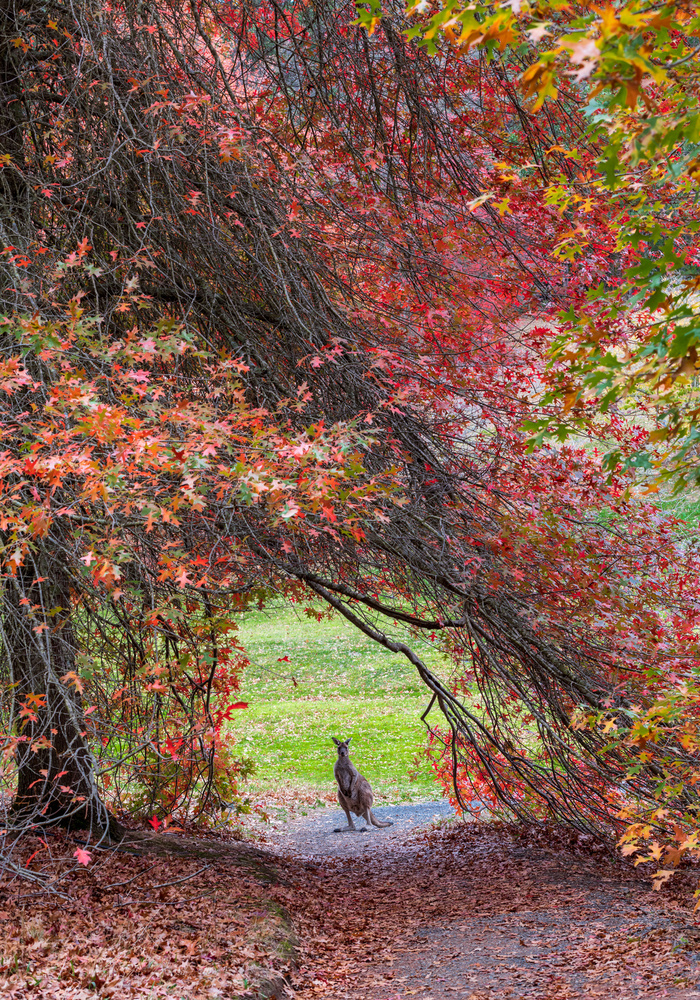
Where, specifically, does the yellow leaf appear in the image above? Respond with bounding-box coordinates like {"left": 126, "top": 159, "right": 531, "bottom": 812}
{"left": 482, "top": 22, "right": 517, "bottom": 51}
{"left": 456, "top": 27, "right": 483, "bottom": 50}
{"left": 492, "top": 196, "right": 511, "bottom": 216}
{"left": 652, "top": 869, "right": 675, "bottom": 889}
{"left": 600, "top": 6, "right": 621, "bottom": 36}
{"left": 466, "top": 192, "right": 493, "bottom": 212}
{"left": 648, "top": 841, "right": 664, "bottom": 861}
{"left": 522, "top": 61, "right": 546, "bottom": 89}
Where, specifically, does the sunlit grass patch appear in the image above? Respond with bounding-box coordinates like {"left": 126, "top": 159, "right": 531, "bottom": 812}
{"left": 228, "top": 605, "right": 447, "bottom": 803}
{"left": 657, "top": 490, "right": 700, "bottom": 528}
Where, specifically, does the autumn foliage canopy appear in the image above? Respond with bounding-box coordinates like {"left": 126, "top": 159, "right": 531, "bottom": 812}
{"left": 2, "top": 0, "right": 700, "bottom": 889}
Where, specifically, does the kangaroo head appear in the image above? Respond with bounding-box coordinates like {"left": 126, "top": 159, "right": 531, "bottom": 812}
{"left": 332, "top": 736, "right": 351, "bottom": 758}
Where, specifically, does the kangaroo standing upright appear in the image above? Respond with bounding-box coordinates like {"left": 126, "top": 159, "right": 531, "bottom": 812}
{"left": 332, "top": 737, "right": 393, "bottom": 832}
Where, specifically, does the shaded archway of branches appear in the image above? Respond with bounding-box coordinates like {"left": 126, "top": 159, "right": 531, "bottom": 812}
{"left": 0, "top": 0, "right": 697, "bottom": 865}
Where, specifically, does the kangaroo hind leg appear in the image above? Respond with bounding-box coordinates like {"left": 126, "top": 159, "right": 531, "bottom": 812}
{"left": 334, "top": 790, "right": 357, "bottom": 833}
{"left": 370, "top": 809, "right": 393, "bottom": 829}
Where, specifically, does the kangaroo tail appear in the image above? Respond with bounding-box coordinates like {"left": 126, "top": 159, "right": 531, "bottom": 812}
{"left": 370, "top": 811, "right": 393, "bottom": 828}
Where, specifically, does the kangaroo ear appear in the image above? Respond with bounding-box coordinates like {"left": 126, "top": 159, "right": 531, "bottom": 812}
{"left": 332, "top": 737, "right": 340, "bottom": 745}
{"left": 346, "top": 737, "right": 352, "bottom": 744}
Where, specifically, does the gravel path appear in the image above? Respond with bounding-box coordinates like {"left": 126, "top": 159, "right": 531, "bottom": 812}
{"left": 267, "top": 803, "right": 700, "bottom": 999}
{"left": 269, "top": 799, "right": 455, "bottom": 859}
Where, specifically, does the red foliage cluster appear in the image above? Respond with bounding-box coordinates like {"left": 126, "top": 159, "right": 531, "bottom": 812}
{"left": 0, "top": 0, "right": 699, "bottom": 888}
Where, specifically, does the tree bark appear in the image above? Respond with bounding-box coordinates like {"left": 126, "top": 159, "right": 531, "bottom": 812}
{"left": 0, "top": 2, "right": 118, "bottom": 837}
{"left": 4, "top": 552, "right": 119, "bottom": 835}
{"left": 0, "top": 0, "right": 35, "bottom": 312}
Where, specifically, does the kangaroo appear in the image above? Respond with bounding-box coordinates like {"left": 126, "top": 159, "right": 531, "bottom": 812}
{"left": 332, "top": 737, "right": 393, "bottom": 832}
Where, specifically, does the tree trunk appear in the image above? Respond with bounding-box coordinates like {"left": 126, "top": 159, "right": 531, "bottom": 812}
{"left": 0, "top": 0, "right": 35, "bottom": 312}
{"left": 0, "top": 4, "right": 117, "bottom": 836}
{"left": 4, "top": 553, "right": 119, "bottom": 836}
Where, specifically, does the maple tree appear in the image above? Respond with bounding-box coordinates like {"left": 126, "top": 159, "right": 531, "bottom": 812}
{"left": 2, "top": 0, "right": 700, "bottom": 903}
{"left": 0, "top": 0, "right": 390, "bottom": 844}
{"left": 354, "top": 0, "right": 700, "bottom": 881}
{"left": 244, "top": 1, "right": 700, "bottom": 867}
{"left": 354, "top": 1, "right": 700, "bottom": 479}
{"left": 354, "top": 0, "right": 700, "bottom": 466}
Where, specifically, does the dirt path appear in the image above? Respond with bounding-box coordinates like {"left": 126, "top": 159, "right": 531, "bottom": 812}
{"left": 267, "top": 800, "right": 454, "bottom": 858}
{"left": 5, "top": 806, "right": 700, "bottom": 998}
{"left": 265, "top": 802, "right": 700, "bottom": 1000}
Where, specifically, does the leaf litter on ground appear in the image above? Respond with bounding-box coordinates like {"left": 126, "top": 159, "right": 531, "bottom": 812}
{"left": 2, "top": 820, "right": 700, "bottom": 999}
{"left": 0, "top": 828, "right": 294, "bottom": 999}
{"left": 270, "top": 821, "right": 700, "bottom": 999}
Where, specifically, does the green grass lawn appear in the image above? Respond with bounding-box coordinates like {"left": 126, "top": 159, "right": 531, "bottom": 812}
{"left": 657, "top": 490, "right": 700, "bottom": 528}
{"left": 227, "top": 604, "right": 449, "bottom": 804}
